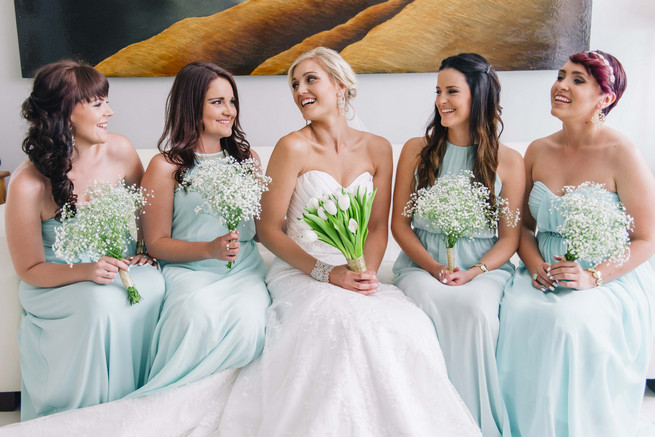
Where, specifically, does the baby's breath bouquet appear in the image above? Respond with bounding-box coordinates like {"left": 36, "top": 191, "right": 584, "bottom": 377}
{"left": 553, "top": 182, "right": 633, "bottom": 265}
{"left": 300, "top": 186, "right": 377, "bottom": 272}
{"left": 53, "top": 180, "right": 150, "bottom": 305}
{"left": 182, "top": 155, "right": 271, "bottom": 268}
{"left": 403, "top": 170, "right": 519, "bottom": 271}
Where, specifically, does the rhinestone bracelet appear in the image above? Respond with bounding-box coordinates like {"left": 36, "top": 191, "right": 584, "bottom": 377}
{"left": 311, "top": 260, "right": 335, "bottom": 282}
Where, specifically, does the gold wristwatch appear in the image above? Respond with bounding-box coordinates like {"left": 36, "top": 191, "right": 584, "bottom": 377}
{"left": 471, "top": 263, "right": 488, "bottom": 273}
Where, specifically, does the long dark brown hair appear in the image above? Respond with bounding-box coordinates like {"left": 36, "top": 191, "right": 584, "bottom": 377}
{"left": 416, "top": 53, "right": 503, "bottom": 204}
{"left": 21, "top": 60, "right": 109, "bottom": 215}
{"left": 158, "top": 62, "right": 251, "bottom": 183}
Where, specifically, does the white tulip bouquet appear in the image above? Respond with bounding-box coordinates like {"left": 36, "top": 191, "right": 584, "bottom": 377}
{"left": 53, "top": 180, "right": 150, "bottom": 305}
{"left": 553, "top": 182, "right": 633, "bottom": 265}
{"left": 182, "top": 155, "right": 271, "bottom": 268}
{"left": 300, "top": 187, "right": 377, "bottom": 273}
{"left": 403, "top": 170, "right": 519, "bottom": 271}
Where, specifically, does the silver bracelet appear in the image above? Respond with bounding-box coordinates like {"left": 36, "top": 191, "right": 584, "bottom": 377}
{"left": 311, "top": 260, "right": 335, "bottom": 282}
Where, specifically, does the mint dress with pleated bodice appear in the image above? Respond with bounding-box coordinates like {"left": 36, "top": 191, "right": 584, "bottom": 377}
{"left": 129, "top": 151, "right": 270, "bottom": 397}
{"left": 393, "top": 142, "right": 513, "bottom": 436}
{"left": 497, "top": 181, "right": 655, "bottom": 436}
{"left": 18, "top": 218, "right": 165, "bottom": 420}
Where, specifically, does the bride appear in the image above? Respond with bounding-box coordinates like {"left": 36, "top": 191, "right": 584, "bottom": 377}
{"left": 217, "top": 47, "right": 481, "bottom": 436}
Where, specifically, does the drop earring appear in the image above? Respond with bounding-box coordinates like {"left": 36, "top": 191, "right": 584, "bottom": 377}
{"left": 337, "top": 93, "right": 345, "bottom": 116}
{"left": 591, "top": 109, "right": 606, "bottom": 127}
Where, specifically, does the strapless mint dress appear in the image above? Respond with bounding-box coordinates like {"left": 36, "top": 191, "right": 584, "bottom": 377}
{"left": 18, "top": 219, "right": 165, "bottom": 420}
{"left": 497, "top": 181, "right": 655, "bottom": 436}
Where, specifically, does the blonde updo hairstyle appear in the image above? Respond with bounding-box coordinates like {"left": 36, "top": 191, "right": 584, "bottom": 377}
{"left": 287, "top": 47, "right": 357, "bottom": 113}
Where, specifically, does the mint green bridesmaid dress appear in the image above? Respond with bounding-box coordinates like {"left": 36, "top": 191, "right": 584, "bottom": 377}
{"left": 393, "top": 142, "right": 513, "bottom": 436}
{"left": 130, "top": 152, "right": 270, "bottom": 397}
{"left": 497, "top": 181, "right": 655, "bottom": 436}
{"left": 18, "top": 219, "right": 165, "bottom": 420}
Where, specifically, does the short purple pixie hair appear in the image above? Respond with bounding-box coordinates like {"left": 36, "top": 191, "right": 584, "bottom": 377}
{"left": 569, "top": 50, "right": 626, "bottom": 115}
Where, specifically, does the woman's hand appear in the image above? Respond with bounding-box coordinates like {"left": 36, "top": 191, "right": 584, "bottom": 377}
{"left": 440, "top": 267, "right": 476, "bottom": 286}
{"left": 208, "top": 230, "right": 240, "bottom": 262}
{"left": 125, "top": 253, "right": 158, "bottom": 267}
{"left": 529, "top": 261, "right": 556, "bottom": 291}
{"left": 89, "top": 256, "right": 129, "bottom": 285}
{"left": 329, "top": 265, "right": 378, "bottom": 295}
{"left": 548, "top": 255, "right": 596, "bottom": 290}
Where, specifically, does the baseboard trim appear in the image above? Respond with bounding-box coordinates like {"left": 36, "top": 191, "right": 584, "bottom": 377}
{"left": 0, "top": 391, "right": 20, "bottom": 411}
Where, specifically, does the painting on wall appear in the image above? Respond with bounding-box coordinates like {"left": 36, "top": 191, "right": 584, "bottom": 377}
{"left": 15, "top": 0, "right": 591, "bottom": 78}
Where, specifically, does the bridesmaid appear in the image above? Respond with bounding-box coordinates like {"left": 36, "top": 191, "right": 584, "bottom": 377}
{"left": 131, "top": 62, "right": 270, "bottom": 396}
{"left": 391, "top": 53, "right": 524, "bottom": 436}
{"left": 6, "top": 60, "right": 164, "bottom": 420}
{"left": 496, "top": 51, "right": 655, "bottom": 436}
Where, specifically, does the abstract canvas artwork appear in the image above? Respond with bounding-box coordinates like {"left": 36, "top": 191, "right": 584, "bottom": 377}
{"left": 15, "top": 0, "right": 591, "bottom": 77}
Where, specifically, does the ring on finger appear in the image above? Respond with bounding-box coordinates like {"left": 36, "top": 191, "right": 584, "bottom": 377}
{"left": 532, "top": 272, "right": 538, "bottom": 281}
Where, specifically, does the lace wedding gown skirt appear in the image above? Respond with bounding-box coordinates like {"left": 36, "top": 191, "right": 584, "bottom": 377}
{"left": 217, "top": 171, "right": 480, "bottom": 436}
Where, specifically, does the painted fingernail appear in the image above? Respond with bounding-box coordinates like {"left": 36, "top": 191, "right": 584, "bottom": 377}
{"left": 554, "top": 280, "right": 559, "bottom": 286}
{"left": 541, "top": 287, "right": 546, "bottom": 292}
{"left": 549, "top": 286, "right": 555, "bottom": 291}
{"left": 546, "top": 267, "right": 551, "bottom": 272}
{"left": 442, "top": 279, "right": 447, "bottom": 284}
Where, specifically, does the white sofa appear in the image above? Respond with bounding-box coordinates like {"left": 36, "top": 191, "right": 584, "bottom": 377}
{"left": 2, "top": 143, "right": 654, "bottom": 407}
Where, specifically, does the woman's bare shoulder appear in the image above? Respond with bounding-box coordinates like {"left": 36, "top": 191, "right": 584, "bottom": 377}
{"left": 7, "top": 161, "right": 52, "bottom": 208}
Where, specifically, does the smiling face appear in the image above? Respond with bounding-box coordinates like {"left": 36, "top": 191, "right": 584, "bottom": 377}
{"left": 290, "top": 58, "right": 344, "bottom": 121}
{"left": 551, "top": 60, "right": 610, "bottom": 122}
{"left": 435, "top": 68, "right": 472, "bottom": 132}
{"left": 69, "top": 96, "right": 113, "bottom": 147}
{"left": 201, "top": 77, "right": 236, "bottom": 141}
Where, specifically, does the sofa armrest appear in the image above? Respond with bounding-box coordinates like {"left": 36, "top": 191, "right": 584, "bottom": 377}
{"left": 0, "top": 204, "right": 23, "bottom": 392}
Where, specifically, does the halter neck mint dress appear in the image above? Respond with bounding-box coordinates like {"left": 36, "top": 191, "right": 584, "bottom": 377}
{"left": 497, "top": 181, "right": 655, "bottom": 436}
{"left": 18, "top": 218, "right": 165, "bottom": 420}
{"left": 129, "top": 151, "right": 270, "bottom": 397}
{"left": 393, "top": 141, "right": 513, "bottom": 437}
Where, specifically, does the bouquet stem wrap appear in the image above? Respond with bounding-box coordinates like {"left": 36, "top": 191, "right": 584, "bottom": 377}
{"left": 347, "top": 256, "right": 368, "bottom": 273}
{"left": 446, "top": 247, "right": 455, "bottom": 271}
{"left": 118, "top": 269, "right": 141, "bottom": 305}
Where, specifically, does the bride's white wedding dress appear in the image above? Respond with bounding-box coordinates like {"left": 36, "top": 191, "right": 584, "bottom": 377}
{"left": 217, "top": 171, "right": 480, "bottom": 436}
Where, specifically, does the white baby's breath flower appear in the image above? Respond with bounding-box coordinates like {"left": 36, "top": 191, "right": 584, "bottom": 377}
{"left": 53, "top": 179, "right": 150, "bottom": 305}
{"left": 553, "top": 182, "right": 633, "bottom": 265}
{"left": 317, "top": 207, "right": 328, "bottom": 221}
{"left": 324, "top": 200, "right": 338, "bottom": 216}
{"left": 403, "top": 170, "right": 517, "bottom": 248}
{"left": 348, "top": 218, "right": 358, "bottom": 233}
{"left": 182, "top": 155, "right": 271, "bottom": 268}
{"left": 183, "top": 156, "right": 271, "bottom": 231}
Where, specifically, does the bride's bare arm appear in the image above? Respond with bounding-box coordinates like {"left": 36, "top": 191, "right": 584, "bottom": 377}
{"left": 362, "top": 135, "right": 393, "bottom": 272}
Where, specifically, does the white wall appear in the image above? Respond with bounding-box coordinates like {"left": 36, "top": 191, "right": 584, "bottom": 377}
{"left": 1, "top": 0, "right": 654, "bottom": 176}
